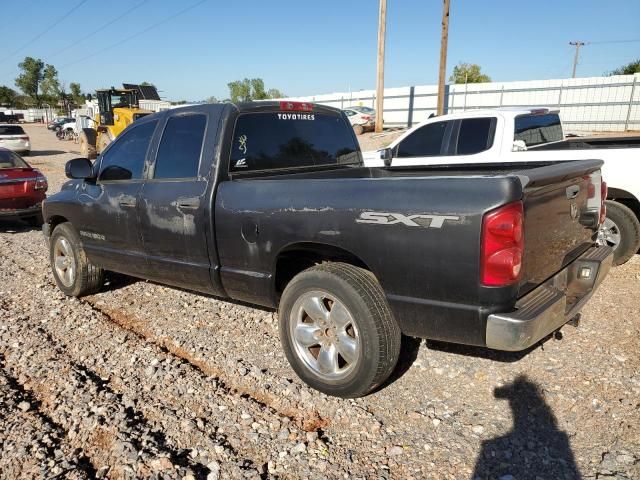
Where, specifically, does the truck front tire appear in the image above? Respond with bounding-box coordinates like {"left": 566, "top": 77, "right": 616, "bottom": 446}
{"left": 79, "top": 129, "right": 97, "bottom": 159}
{"left": 603, "top": 201, "right": 640, "bottom": 266}
{"left": 50, "top": 223, "right": 105, "bottom": 297}
{"left": 278, "top": 262, "right": 401, "bottom": 398}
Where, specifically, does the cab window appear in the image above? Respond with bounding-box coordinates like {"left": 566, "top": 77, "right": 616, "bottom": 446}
{"left": 98, "top": 121, "right": 157, "bottom": 181}
{"left": 397, "top": 121, "right": 449, "bottom": 157}
{"left": 455, "top": 117, "right": 496, "bottom": 155}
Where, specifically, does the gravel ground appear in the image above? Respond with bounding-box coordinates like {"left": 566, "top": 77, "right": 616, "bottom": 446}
{"left": 0, "top": 124, "right": 638, "bottom": 479}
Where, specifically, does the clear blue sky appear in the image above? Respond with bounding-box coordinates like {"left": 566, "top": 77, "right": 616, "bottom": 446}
{"left": 1, "top": 0, "right": 638, "bottom": 101}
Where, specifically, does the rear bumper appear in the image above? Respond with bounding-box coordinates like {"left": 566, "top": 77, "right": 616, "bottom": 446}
{"left": 0, "top": 204, "right": 42, "bottom": 218}
{"left": 486, "top": 245, "right": 613, "bottom": 351}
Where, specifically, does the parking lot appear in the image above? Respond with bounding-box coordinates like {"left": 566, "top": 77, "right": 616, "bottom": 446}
{"left": 0, "top": 124, "right": 638, "bottom": 479}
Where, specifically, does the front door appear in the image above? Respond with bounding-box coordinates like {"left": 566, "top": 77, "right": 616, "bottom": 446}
{"left": 78, "top": 119, "right": 158, "bottom": 276}
{"left": 138, "top": 108, "right": 221, "bottom": 294}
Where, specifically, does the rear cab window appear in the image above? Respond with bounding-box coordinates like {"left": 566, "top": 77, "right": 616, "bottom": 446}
{"left": 0, "top": 126, "right": 26, "bottom": 135}
{"left": 514, "top": 113, "right": 563, "bottom": 147}
{"left": 229, "top": 109, "right": 359, "bottom": 173}
{"left": 0, "top": 150, "right": 28, "bottom": 168}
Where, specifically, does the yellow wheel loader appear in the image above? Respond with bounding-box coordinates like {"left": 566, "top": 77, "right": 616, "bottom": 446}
{"left": 79, "top": 87, "right": 153, "bottom": 159}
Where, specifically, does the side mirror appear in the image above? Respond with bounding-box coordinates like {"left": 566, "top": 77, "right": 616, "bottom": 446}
{"left": 65, "top": 158, "right": 95, "bottom": 180}
{"left": 99, "top": 165, "right": 132, "bottom": 181}
{"left": 379, "top": 147, "right": 393, "bottom": 167}
{"left": 512, "top": 140, "right": 528, "bottom": 152}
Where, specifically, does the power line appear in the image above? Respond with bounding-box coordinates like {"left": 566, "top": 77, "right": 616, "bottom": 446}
{"left": 0, "top": 0, "right": 89, "bottom": 64}
{"left": 589, "top": 38, "right": 640, "bottom": 45}
{"left": 47, "top": 0, "right": 149, "bottom": 60}
{"left": 61, "top": 0, "right": 208, "bottom": 69}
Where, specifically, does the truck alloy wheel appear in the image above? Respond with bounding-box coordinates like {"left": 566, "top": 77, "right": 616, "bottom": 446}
{"left": 289, "top": 290, "right": 361, "bottom": 381}
{"left": 53, "top": 236, "right": 76, "bottom": 287}
{"left": 602, "top": 201, "right": 640, "bottom": 266}
{"left": 279, "top": 262, "right": 401, "bottom": 398}
{"left": 49, "top": 223, "right": 105, "bottom": 297}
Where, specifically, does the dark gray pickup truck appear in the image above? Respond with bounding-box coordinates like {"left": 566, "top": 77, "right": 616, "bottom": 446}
{"left": 42, "top": 101, "right": 613, "bottom": 397}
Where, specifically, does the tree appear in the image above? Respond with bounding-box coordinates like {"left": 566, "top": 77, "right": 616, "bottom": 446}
{"left": 15, "top": 56, "right": 45, "bottom": 106}
{"left": 205, "top": 96, "right": 219, "bottom": 103}
{"left": 69, "top": 82, "right": 84, "bottom": 105}
{"left": 227, "top": 78, "right": 285, "bottom": 102}
{"left": 41, "top": 64, "right": 60, "bottom": 102}
{"left": 608, "top": 59, "right": 640, "bottom": 76}
{"left": 449, "top": 62, "right": 491, "bottom": 84}
{"left": 266, "top": 88, "right": 284, "bottom": 99}
{"left": 0, "top": 86, "right": 18, "bottom": 107}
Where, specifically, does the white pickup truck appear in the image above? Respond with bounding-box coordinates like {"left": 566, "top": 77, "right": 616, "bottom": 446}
{"left": 364, "top": 108, "right": 640, "bottom": 265}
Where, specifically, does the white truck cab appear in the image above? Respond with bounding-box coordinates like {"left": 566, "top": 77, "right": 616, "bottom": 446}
{"left": 364, "top": 108, "right": 640, "bottom": 265}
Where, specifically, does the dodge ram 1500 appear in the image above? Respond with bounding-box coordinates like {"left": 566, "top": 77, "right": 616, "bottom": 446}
{"left": 42, "top": 102, "right": 612, "bottom": 397}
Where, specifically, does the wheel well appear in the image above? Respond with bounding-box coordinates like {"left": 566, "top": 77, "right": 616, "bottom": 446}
{"left": 48, "top": 215, "right": 68, "bottom": 232}
{"left": 608, "top": 188, "right": 640, "bottom": 220}
{"left": 275, "top": 243, "right": 370, "bottom": 294}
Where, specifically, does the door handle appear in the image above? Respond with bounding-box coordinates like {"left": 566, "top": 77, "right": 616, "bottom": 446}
{"left": 177, "top": 198, "right": 200, "bottom": 209}
{"left": 118, "top": 198, "right": 137, "bottom": 207}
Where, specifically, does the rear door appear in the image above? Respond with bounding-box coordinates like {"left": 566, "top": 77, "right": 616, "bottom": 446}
{"left": 138, "top": 106, "right": 222, "bottom": 294}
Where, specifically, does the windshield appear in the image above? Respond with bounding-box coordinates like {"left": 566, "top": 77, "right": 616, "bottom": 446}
{"left": 0, "top": 125, "right": 25, "bottom": 135}
{"left": 514, "top": 113, "right": 563, "bottom": 147}
{"left": 230, "top": 111, "right": 359, "bottom": 172}
{"left": 0, "top": 149, "right": 28, "bottom": 168}
{"left": 111, "top": 92, "right": 136, "bottom": 108}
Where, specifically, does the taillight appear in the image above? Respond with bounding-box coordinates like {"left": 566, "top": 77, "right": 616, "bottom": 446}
{"left": 279, "top": 101, "right": 314, "bottom": 112}
{"left": 361, "top": 115, "right": 371, "bottom": 121}
{"left": 600, "top": 181, "right": 607, "bottom": 224}
{"left": 33, "top": 170, "right": 47, "bottom": 191}
{"left": 481, "top": 201, "right": 524, "bottom": 286}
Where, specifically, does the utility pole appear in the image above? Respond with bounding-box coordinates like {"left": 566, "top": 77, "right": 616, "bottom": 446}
{"left": 570, "top": 41, "right": 585, "bottom": 78}
{"left": 375, "top": 0, "right": 387, "bottom": 133}
{"left": 436, "top": 0, "right": 450, "bottom": 116}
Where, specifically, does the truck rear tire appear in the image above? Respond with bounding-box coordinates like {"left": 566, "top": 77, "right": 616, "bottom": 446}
{"left": 602, "top": 200, "right": 640, "bottom": 266}
{"left": 79, "top": 129, "right": 97, "bottom": 159}
{"left": 278, "top": 262, "right": 401, "bottom": 398}
{"left": 50, "top": 222, "right": 104, "bottom": 297}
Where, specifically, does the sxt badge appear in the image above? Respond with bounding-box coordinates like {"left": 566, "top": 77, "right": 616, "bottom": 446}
{"left": 356, "top": 211, "right": 460, "bottom": 229}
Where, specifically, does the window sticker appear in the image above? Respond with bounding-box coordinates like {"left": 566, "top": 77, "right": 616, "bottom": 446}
{"left": 238, "top": 134, "right": 247, "bottom": 154}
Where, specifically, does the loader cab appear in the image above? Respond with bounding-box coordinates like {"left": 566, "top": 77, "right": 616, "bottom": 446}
{"left": 96, "top": 88, "right": 138, "bottom": 126}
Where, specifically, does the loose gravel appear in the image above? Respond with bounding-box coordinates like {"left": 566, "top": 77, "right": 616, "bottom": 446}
{"left": 0, "top": 125, "right": 638, "bottom": 479}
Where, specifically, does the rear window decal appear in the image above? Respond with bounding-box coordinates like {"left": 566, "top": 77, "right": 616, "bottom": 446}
{"left": 277, "top": 113, "right": 315, "bottom": 121}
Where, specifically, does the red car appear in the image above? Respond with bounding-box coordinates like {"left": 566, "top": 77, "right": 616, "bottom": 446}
{"left": 0, "top": 148, "right": 47, "bottom": 225}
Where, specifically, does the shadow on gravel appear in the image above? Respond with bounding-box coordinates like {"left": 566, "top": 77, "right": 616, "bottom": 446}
{"left": 0, "top": 219, "right": 41, "bottom": 234}
{"left": 472, "top": 375, "right": 581, "bottom": 480}
{"left": 28, "top": 149, "right": 67, "bottom": 156}
{"left": 102, "top": 272, "right": 140, "bottom": 292}
{"left": 424, "top": 332, "right": 559, "bottom": 363}
{"left": 374, "top": 335, "right": 422, "bottom": 392}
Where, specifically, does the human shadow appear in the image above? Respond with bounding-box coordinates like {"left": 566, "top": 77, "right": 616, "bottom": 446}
{"left": 472, "top": 375, "right": 581, "bottom": 480}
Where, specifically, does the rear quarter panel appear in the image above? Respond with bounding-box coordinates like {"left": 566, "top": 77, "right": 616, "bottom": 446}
{"left": 215, "top": 174, "right": 523, "bottom": 343}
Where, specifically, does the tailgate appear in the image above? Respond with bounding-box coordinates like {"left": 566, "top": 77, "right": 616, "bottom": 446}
{"left": 517, "top": 161, "right": 603, "bottom": 296}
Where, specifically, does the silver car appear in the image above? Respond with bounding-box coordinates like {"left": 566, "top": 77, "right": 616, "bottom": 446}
{"left": 0, "top": 124, "right": 30, "bottom": 155}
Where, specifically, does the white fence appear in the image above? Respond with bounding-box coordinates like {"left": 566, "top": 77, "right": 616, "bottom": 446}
{"left": 286, "top": 74, "right": 640, "bottom": 133}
